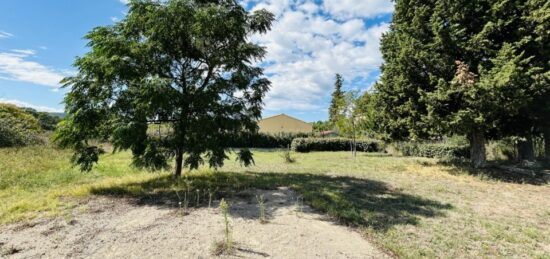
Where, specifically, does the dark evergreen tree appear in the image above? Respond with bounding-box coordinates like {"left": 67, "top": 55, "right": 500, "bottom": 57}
{"left": 375, "top": 0, "right": 550, "bottom": 168}
{"left": 328, "top": 74, "right": 345, "bottom": 126}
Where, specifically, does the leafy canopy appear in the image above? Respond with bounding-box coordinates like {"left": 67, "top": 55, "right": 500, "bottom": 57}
{"left": 55, "top": 0, "right": 274, "bottom": 174}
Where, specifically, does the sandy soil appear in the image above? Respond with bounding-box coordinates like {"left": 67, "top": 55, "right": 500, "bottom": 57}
{"left": 0, "top": 187, "right": 388, "bottom": 259}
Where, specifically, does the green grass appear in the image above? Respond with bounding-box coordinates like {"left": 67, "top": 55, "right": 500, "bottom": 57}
{"left": 1, "top": 146, "right": 548, "bottom": 258}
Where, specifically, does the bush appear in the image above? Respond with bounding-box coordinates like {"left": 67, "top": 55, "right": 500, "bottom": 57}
{"left": 0, "top": 104, "right": 42, "bottom": 147}
{"left": 291, "top": 138, "right": 383, "bottom": 153}
{"left": 22, "top": 108, "right": 61, "bottom": 131}
{"left": 390, "top": 142, "right": 469, "bottom": 159}
{"left": 229, "top": 132, "right": 311, "bottom": 149}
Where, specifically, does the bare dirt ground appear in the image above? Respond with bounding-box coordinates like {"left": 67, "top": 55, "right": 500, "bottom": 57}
{"left": 0, "top": 187, "right": 388, "bottom": 259}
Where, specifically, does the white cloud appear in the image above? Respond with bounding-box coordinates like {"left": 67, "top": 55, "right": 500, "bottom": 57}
{"left": 11, "top": 49, "right": 36, "bottom": 56}
{"left": 323, "top": 0, "right": 394, "bottom": 19}
{"left": 0, "top": 31, "right": 13, "bottom": 39}
{"left": 0, "top": 49, "right": 67, "bottom": 88}
{"left": 0, "top": 98, "right": 63, "bottom": 113}
{"left": 248, "top": 1, "right": 391, "bottom": 112}
{"left": 119, "top": 0, "right": 129, "bottom": 4}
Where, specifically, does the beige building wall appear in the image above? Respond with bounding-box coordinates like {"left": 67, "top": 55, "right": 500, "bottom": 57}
{"left": 258, "top": 114, "right": 313, "bottom": 134}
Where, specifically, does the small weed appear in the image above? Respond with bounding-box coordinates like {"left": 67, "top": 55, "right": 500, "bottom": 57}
{"left": 295, "top": 195, "right": 304, "bottom": 217}
{"left": 63, "top": 211, "right": 74, "bottom": 223}
{"left": 208, "top": 188, "right": 218, "bottom": 208}
{"left": 212, "top": 198, "right": 233, "bottom": 255}
{"left": 196, "top": 189, "right": 201, "bottom": 207}
{"left": 256, "top": 194, "right": 268, "bottom": 224}
{"left": 174, "top": 189, "right": 189, "bottom": 216}
{"left": 281, "top": 146, "right": 296, "bottom": 163}
{"left": 208, "top": 189, "right": 213, "bottom": 208}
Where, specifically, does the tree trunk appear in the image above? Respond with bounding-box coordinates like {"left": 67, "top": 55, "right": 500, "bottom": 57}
{"left": 174, "top": 149, "right": 183, "bottom": 178}
{"left": 470, "top": 128, "right": 486, "bottom": 169}
{"left": 517, "top": 135, "right": 535, "bottom": 161}
{"left": 352, "top": 120, "right": 357, "bottom": 157}
{"left": 544, "top": 128, "right": 550, "bottom": 161}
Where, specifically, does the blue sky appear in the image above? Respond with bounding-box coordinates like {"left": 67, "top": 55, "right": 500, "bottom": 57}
{"left": 0, "top": 0, "right": 393, "bottom": 122}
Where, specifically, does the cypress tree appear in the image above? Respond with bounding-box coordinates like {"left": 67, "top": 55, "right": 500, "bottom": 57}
{"left": 328, "top": 74, "right": 345, "bottom": 126}
{"left": 375, "top": 0, "right": 550, "bottom": 167}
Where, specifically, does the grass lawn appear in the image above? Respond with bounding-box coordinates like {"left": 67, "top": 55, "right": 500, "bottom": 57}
{"left": 1, "top": 145, "right": 548, "bottom": 258}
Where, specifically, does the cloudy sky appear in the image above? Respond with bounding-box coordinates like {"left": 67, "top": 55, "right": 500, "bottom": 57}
{"left": 0, "top": 0, "right": 393, "bottom": 121}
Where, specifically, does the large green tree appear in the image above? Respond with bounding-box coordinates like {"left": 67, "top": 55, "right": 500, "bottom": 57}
{"left": 375, "top": 0, "right": 550, "bottom": 168}
{"left": 55, "top": 0, "right": 274, "bottom": 176}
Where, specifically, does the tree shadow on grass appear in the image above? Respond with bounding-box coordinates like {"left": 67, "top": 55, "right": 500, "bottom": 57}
{"left": 90, "top": 171, "right": 452, "bottom": 232}
{"left": 418, "top": 159, "right": 549, "bottom": 185}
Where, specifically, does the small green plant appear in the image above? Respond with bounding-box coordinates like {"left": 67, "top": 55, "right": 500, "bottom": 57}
{"left": 256, "top": 194, "right": 268, "bottom": 224}
{"left": 295, "top": 195, "right": 304, "bottom": 217}
{"left": 212, "top": 198, "right": 233, "bottom": 255}
{"left": 281, "top": 145, "right": 296, "bottom": 163}
{"left": 174, "top": 189, "right": 189, "bottom": 216}
{"left": 196, "top": 189, "right": 201, "bottom": 207}
{"left": 208, "top": 188, "right": 217, "bottom": 208}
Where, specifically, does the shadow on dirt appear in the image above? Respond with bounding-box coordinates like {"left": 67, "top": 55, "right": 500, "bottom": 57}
{"left": 90, "top": 171, "right": 452, "bottom": 232}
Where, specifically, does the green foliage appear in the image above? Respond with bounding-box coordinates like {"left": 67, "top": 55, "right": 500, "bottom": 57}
{"left": 0, "top": 104, "right": 42, "bottom": 147}
{"left": 281, "top": 147, "right": 295, "bottom": 163}
{"left": 354, "top": 91, "right": 379, "bottom": 138}
{"left": 55, "top": 0, "right": 274, "bottom": 174}
{"left": 219, "top": 198, "right": 233, "bottom": 254}
{"left": 328, "top": 74, "right": 345, "bottom": 125}
{"left": 486, "top": 139, "right": 517, "bottom": 161}
{"left": 22, "top": 108, "right": 61, "bottom": 131}
{"left": 390, "top": 142, "right": 470, "bottom": 159}
{"left": 375, "top": 0, "right": 550, "bottom": 166}
{"left": 256, "top": 194, "right": 267, "bottom": 223}
{"left": 291, "top": 138, "right": 382, "bottom": 153}
{"left": 228, "top": 132, "right": 311, "bottom": 148}
{"left": 312, "top": 120, "right": 332, "bottom": 132}
{"left": 335, "top": 90, "right": 359, "bottom": 138}
{"left": 236, "top": 149, "right": 254, "bottom": 167}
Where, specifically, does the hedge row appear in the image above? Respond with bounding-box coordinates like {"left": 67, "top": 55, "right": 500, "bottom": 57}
{"left": 392, "top": 142, "right": 470, "bottom": 158}
{"left": 228, "top": 133, "right": 311, "bottom": 149}
{"left": 291, "top": 138, "right": 383, "bottom": 153}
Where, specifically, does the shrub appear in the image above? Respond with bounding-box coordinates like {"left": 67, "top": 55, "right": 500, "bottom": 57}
{"left": 229, "top": 132, "right": 312, "bottom": 149}
{"left": 22, "top": 108, "right": 61, "bottom": 131}
{"left": 390, "top": 142, "right": 469, "bottom": 159}
{"left": 291, "top": 138, "right": 383, "bottom": 153}
{"left": 0, "top": 104, "right": 42, "bottom": 147}
{"left": 281, "top": 148, "right": 296, "bottom": 163}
